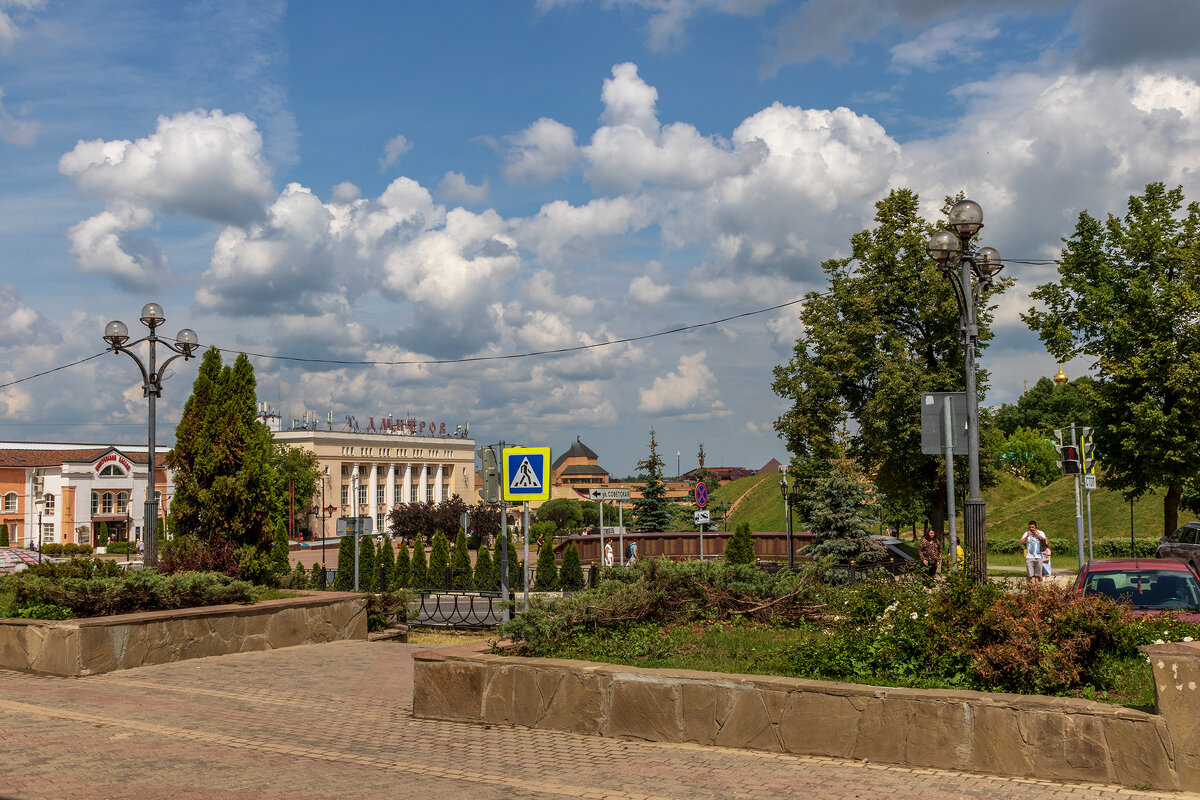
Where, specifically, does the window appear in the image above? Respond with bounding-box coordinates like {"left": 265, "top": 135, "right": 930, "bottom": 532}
{"left": 91, "top": 493, "right": 99, "bottom": 515}
{"left": 342, "top": 464, "right": 351, "bottom": 476}
{"left": 102, "top": 492, "right": 114, "bottom": 514}
{"left": 357, "top": 484, "right": 368, "bottom": 505}
{"left": 376, "top": 484, "right": 386, "bottom": 505}
{"left": 116, "top": 492, "right": 129, "bottom": 514}
{"left": 341, "top": 485, "right": 349, "bottom": 505}
{"left": 98, "top": 464, "right": 123, "bottom": 476}
{"left": 41, "top": 522, "right": 54, "bottom": 541}
{"left": 43, "top": 493, "right": 55, "bottom": 513}
{"left": 442, "top": 482, "right": 449, "bottom": 500}
{"left": 376, "top": 511, "right": 386, "bottom": 534}
{"left": 3, "top": 492, "right": 16, "bottom": 512}
{"left": 410, "top": 484, "right": 418, "bottom": 503}
{"left": 426, "top": 485, "right": 434, "bottom": 504}
{"left": 394, "top": 483, "right": 402, "bottom": 503}
{"left": 1181, "top": 528, "right": 1197, "bottom": 545}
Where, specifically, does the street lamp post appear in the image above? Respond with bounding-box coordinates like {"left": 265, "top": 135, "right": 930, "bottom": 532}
{"left": 33, "top": 474, "right": 43, "bottom": 564}
{"left": 779, "top": 467, "right": 794, "bottom": 569}
{"left": 927, "top": 200, "right": 1004, "bottom": 583}
{"left": 103, "top": 303, "right": 199, "bottom": 567}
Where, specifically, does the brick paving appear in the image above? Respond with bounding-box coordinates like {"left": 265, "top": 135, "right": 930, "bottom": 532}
{"left": 0, "top": 640, "right": 1191, "bottom": 800}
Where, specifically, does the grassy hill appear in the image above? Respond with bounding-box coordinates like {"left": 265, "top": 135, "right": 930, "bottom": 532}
{"left": 711, "top": 473, "right": 785, "bottom": 532}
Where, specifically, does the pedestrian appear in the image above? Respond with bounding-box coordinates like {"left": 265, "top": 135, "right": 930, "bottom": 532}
{"left": 603, "top": 541, "right": 613, "bottom": 567}
{"left": 1042, "top": 545, "right": 1052, "bottom": 579}
{"left": 136, "top": 536, "right": 143, "bottom": 556}
{"left": 1020, "top": 520, "right": 1048, "bottom": 586}
{"left": 918, "top": 527, "right": 941, "bottom": 578}
{"left": 627, "top": 542, "right": 637, "bottom": 566}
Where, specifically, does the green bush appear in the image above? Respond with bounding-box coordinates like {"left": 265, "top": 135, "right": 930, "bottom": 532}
{"left": 534, "top": 536, "right": 558, "bottom": 590}
{"left": 473, "top": 544, "right": 497, "bottom": 591}
{"left": 377, "top": 536, "right": 395, "bottom": 590}
{"left": 0, "top": 523, "right": 10, "bottom": 547}
{"left": 428, "top": 532, "right": 451, "bottom": 590}
{"left": 450, "top": 529, "right": 472, "bottom": 589}
{"left": 40, "top": 543, "right": 93, "bottom": 556}
{"left": 270, "top": 522, "right": 290, "bottom": 574}
{"left": 364, "top": 588, "right": 410, "bottom": 632}
{"left": 97, "top": 522, "right": 109, "bottom": 548}
{"left": 234, "top": 545, "right": 276, "bottom": 586}
{"left": 359, "top": 536, "right": 377, "bottom": 592}
{"left": 333, "top": 536, "right": 355, "bottom": 591}
{"left": 394, "top": 541, "right": 411, "bottom": 589}
{"left": 6, "top": 568, "right": 255, "bottom": 618}
{"left": 285, "top": 562, "right": 309, "bottom": 589}
{"left": 159, "top": 534, "right": 238, "bottom": 575}
{"left": 559, "top": 541, "right": 585, "bottom": 591}
{"left": 409, "top": 538, "right": 429, "bottom": 591}
{"left": 309, "top": 561, "right": 325, "bottom": 589}
{"left": 724, "top": 523, "right": 756, "bottom": 565}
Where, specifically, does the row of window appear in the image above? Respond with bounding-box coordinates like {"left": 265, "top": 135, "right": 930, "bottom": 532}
{"left": 3, "top": 492, "right": 55, "bottom": 512}
{"left": 92, "top": 492, "right": 130, "bottom": 515}
{"left": 338, "top": 483, "right": 450, "bottom": 505}
{"left": 337, "top": 448, "right": 451, "bottom": 459}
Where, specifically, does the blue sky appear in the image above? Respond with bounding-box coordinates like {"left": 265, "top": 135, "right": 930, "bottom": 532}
{"left": 1, "top": 0, "right": 1199, "bottom": 476}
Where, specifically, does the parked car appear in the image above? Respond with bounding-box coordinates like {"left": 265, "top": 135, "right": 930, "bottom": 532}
{"left": 1074, "top": 558, "right": 1200, "bottom": 620}
{"left": 1156, "top": 521, "right": 1200, "bottom": 572}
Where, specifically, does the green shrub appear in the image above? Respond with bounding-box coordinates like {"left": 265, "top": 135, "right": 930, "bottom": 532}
{"left": 0, "top": 523, "right": 9, "bottom": 547}
{"left": 286, "top": 562, "right": 309, "bottom": 589}
{"left": 333, "top": 536, "right": 355, "bottom": 591}
{"left": 6, "top": 568, "right": 254, "bottom": 617}
{"left": 473, "top": 544, "right": 497, "bottom": 591}
{"left": 559, "top": 542, "right": 585, "bottom": 591}
{"left": 234, "top": 545, "right": 276, "bottom": 586}
{"left": 409, "top": 537, "right": 429, "bottom": 590}
{"left": 159, "top": 534, "right": 238, "bottom": 575}
{"left": 377, "top": 536, "right": 395, "bottom": 591}
{"left": 428, "top": 532, "right": 451, "bottom": 590}
{"left": 724, "top": 523, "right": 755, "bottom": 565}
{"left": 270, "top": 522, "right": 290, "bottom": 574}
{"left": 309, "top": 561, "right": 325, "bottom": 589}
{"left": 364, "top": 589, "right": 410, "bottom": 632}
{"left": 394, "top": 541, "right": 411, "bottom": 589}
{"left": 450, "top": 529, "right": 472, "bottom": 589}
{"left": 97, "top": 523, "right": 109, "bottom": 548}
{"left": 359, "top": 536, "right": 377, "bottom": 592}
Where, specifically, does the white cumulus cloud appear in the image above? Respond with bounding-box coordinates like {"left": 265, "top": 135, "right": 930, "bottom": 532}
{"left": 380, "top": 133, "right": 413, "bottom": 170}
{"left": 638, "top": 351, "right": 731, "bottom": 418}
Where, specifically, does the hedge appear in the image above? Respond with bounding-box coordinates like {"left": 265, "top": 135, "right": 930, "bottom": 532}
{"left": 39, "top": 543, "right": 94, "bottom": 556}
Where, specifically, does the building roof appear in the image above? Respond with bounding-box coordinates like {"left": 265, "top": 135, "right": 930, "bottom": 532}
{"left": 552, "top": 437, "right": 600, "bottom": 470}
{"left": 0, "top": 447, "right": 156, "bottom": 469}
{"left": 759, "top": 458, "right": 783, "bottom": 474}
{"left": 558, "top": 464, "right": 610, "bottom": 477}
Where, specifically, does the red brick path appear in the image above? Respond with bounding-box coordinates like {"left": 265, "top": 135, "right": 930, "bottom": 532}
{"left": 0, "top": 641, "right": 1187, "bottom": 799}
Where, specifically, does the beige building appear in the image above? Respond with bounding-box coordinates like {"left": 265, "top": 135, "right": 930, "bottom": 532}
{"left": 273, "top": 427, "right": 475, "bottom": 540}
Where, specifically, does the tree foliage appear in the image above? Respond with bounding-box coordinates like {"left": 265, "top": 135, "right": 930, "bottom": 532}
{"left": 359, "top": 535, "right": 377, "bottom": 592}
{"left": 994, "top": 376, "right": 1099, "bottom": 438}
{"left": 559, "top": 541, "right": 585, "bottom": 591}
{"left": 393, "top": 541, "right": 411, "bottom": 589}
{"left": 377, "top": 535, "right": 395, "bottom": 591}
{"left": 388, "top": 496, "right": 470, "bottom": 544}
{"left": 537, "top": 498, "right": 585, "bottom": 532}
{"left": 428, "top": 531, "right": 451, "bottom": 589}
{"left": 474, "top": 543, "right": 497, "bottom": 591}
{"left": 409, "top": 537, "right": 428, "bottom": 590}
{"left": 772, "top": 189, "right": 1009, "bottom": 535}
{"left": 333, "top": 535, "right": 355, "bottom": 591}
{"left": 1000, "top": 427, "right": 1060, "bottom": 487}
{"left": 1024, "top": 182, "right": 1200, "bottom": 533}
{"left": 724, "top": 522, "right": 756, "bottom": 565}
{"left": 632, "top": 428, "right": 673, "bottom": 531}
{"left": 269, "top": 521, "right": 290, "bottom": 574}
{"left": 450, "top": 529, "right": 472, "bottom": 589}
{"left": 799, "top": 450, "right": 885, "bottom": 564}
{"left": 534, "top": 535, "right": 558, "bottom": 590}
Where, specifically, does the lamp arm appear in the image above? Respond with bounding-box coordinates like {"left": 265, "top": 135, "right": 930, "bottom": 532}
{"left": 156, "top": 350, "right": 192, "bottom": 382}
{"left": 108, "top": 344, "right": 151, "bottom": 388}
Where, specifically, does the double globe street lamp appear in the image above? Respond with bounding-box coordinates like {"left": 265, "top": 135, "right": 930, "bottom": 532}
{"left": 927, "top": 200, "right": 1004, "bottom": 581}
{"left": 103, "top": 303, "right": 199, "bottom": 567}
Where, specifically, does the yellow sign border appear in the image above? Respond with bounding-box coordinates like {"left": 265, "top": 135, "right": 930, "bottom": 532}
{"left": 501, "top": 446, "right": 551, "bottom": 502}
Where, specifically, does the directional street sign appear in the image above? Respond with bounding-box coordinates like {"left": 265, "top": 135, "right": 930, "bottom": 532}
{"left": 694, "top": 510, "right": 711, "bottom": 525}
{"left": 588, "top": 487, "right": 631, "bottom": 500}
{"left": 502, "top": 446, "right": 551, "bottom": 502}
{"left": 695, "top": 482, "right": 708, "bottom": 508}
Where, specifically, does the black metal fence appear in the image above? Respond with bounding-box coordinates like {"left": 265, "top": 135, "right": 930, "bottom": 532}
{"left": 408, "top": 567, "right": 507, "bottom": 629}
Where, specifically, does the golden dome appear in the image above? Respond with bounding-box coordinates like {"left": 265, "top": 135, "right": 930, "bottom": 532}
{"left": 1053, "top": 363, "right": 1068, "bottom": 386}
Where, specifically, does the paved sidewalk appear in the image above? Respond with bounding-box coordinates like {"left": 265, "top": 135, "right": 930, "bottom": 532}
{"left": 0, "top": 640, "right": 1190, "bottom": 800}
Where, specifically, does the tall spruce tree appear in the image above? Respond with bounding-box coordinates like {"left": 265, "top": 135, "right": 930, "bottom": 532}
{"left": 534, "top": 536, "right": 558, "bottom": 590}
{"left": 359, "top": 535, "right": 377, "bottom": 592}
{"left": 377, "top": 536, "right": 395, "bottom": 591}
{"left": 632, "top": 428, "right": 673, "bottom": 531}
{"left": 394, "top": 541, "right": 411, "bottom": 589}
{"left": 167, "top": 346, "right": 222, "bottom": 538}
{"left": 269, "top": 520, "right": 290, "bottom": 574}
{"left": 558, "top": 541, "right": 584, "bottom": 591}
{"left": 450, "top": 529, "right": 472, "bottom": 589}
{"left": 799, "top": 447, "right": 885, "bottom": 564}
{"left": 473, "top": 544, "right": 496, "bottom": 591}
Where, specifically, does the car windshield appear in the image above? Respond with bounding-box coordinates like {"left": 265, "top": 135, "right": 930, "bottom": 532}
{"left": 1083, "top": 569, "right": 1200, "bottom": 611}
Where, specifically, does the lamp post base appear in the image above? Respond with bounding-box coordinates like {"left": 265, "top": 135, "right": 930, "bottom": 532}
{"left": 964, "top": 498, "right": 986, "bottom": 582}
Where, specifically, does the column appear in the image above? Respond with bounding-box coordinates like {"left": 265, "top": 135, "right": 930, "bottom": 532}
{"left": 368, "top": 463, "right": 379, "bottom": 526}
{"left": 403, "top": 464, "right": 412, "bottom": 505}
{"left": 351, "top": 464, "right": 360, "bottom": 514}
{"left": 386, "top": 463, "right": 396, "bottom": 510}
{"left": 434, "top": 464, "right": 444, "bottom": 503}
{"left": 419, "top": 464, "right": 428, "bottom": 505}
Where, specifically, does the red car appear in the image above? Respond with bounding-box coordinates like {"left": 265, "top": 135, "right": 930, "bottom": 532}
{"left": 1074, "top": 558, "right": 1200, "bottom": 620}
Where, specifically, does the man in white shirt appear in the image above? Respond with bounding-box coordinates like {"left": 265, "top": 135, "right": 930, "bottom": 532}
{"left": 1020, "top": 520, "right": 1048, "bottom": 586}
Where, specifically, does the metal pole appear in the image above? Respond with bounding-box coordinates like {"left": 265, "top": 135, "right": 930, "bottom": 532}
{"left": 144, "top": 334, "right": 159, "bottom": 567}
{"left": 619, "top": 506, "right": 625, "bottom": 567}
{"left": 1071, "top": 423, "right": 1085, "bottom": 569}
{"left": 943, "top": 396, "right": 958, "bottom": 570}
{"left": 499, "top": 441, "right": 509, "bottom": 623}
{"left": 617, "top": 502, "right": 623, "bottom": 565}
{"left": 354, "top": 518, "right": 360, "bottom": 591}
{"left": 522, "top": 501, "right": 530, "bottom": 607}
{"left": 785, "top": 478, "right": 793, "bottom": 569}
{"left": 597, "top": 497, "right": 604, "bottom": 569}
{"left": 961, "top": 254, "right": 986, "bottom": 582}
{"left": 1086, "top": 487, "right": 1094, "bottom": 562}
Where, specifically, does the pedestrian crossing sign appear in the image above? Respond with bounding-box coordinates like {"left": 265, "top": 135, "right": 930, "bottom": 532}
{"left": 502, "top": 446, "right": 551, "bottom": 502}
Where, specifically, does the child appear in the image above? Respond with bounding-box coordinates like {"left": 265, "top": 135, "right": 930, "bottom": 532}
{"left": 1042, "top": 545, "right": 1052, "bottom": 578}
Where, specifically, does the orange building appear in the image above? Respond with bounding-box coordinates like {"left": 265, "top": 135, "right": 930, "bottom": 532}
{"left": 0, "top": 443, "right": 172, "bottom": 548}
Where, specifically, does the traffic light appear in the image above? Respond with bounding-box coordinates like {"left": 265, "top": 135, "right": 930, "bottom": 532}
{"left": 1081, "top": 427, "right": 1096, "bottom": 474}
{"left": 1055, "top": 443, "right": 1082, "bottom": 475}
{"left": 477, "top": 446, "right": 499, "bottom": 504}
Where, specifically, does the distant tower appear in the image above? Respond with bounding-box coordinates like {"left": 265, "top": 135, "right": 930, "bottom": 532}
{"left": 1053, "top": 363, "right": 1068, "bottom": 386}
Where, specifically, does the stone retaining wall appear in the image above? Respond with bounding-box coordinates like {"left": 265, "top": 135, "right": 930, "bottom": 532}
{"left": 413, "top": 642, "right": 1200, "bottom": 791}
{"left": 0, "top": 592, "right": 367, "bottom": 676}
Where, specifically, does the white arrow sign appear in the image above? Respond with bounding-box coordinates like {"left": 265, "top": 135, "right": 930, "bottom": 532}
{"left": 588, "top": 488, "right": 631, "bottom": 500}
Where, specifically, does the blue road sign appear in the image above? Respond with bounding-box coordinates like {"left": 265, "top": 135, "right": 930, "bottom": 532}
{"left": 502, "top": 446, "right": 551, "bottom": 502}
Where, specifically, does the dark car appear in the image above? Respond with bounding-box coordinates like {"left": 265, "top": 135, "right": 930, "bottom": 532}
{"left": 1074, "top": 558, "right": 1200, "bottom": 620}
{"left": 1156, "top": 521, "right": 1200, "bottom": 572}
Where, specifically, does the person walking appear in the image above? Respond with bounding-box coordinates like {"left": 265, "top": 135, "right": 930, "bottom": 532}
{"left": 1020, "top": 520, "right": 1048, "bottom": 586}
{"left": 919, "top": 527, "right": 941, "bottom": 579}
{"left": 603, "top": 541, "right": 614, "bottom": 567}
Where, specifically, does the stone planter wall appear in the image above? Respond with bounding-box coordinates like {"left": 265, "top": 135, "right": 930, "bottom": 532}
{"left": 414, "top": 642, "right": 1200, "bottom": 792}
{"left": 0, "top": 592, "right": 366, "bottom": 676}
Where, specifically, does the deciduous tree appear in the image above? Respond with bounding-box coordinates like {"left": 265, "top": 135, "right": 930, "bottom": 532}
{"left": 1025, "top": 182, "right": 1200, "bottom": 534}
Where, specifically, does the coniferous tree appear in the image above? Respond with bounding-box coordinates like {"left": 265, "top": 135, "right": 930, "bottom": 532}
{"left": 632, "top": 428, "right": 672, "bottom": 531}
{"left": 473, "top": 544, "right": 496, "bottom": 591}
{"left": 450, "top": 528, "right": 472, "bottom": 589}
{"left": 309, "top": 561, "right": 325, "bottom": 589}
{"left": 333, "top": 535, "right": 355, "bottom": 590}
{"left": 377, "top": 536, "right": 395, "bottom": 591}
{"left": 167, "top": 346, "right": 222, "bottom": 538}
{"left": 799, "top": 447, "right": 885, "bottom": 564}
{"left": 409, "top": 536, "right": 429, "bottom": 590}
{"left": 290, "top": 561, "right": 308, "bottom": 588}
{"left": 428, "top": 531, "right": 451, "bottom": 591}
{"left": 724, "top": 522, "right": 756, "bottom": 565}
{"left": 558, "top": 541, "right": 584, "bottom": 591}
{"left": 359, "top": 535, "right": 377, "bottom": 592}
{"left": 98, "top": 522, "right": 109, "bottom": 548}
{"left": 394, "top": 541, "right": 411, "bottom": 589}
{"left": 534, "top": 536, "right": 558, "bottom": 590}
{"left": 0, "top": 523, "right": 8, "bottom": 547}
{"left": 270, "top": 520, "right": 290, "bottom": 574}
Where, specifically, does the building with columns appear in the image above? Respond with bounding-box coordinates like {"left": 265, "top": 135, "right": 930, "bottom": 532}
{"left": 272, "top": 427, "right": 475, "bottom": 539}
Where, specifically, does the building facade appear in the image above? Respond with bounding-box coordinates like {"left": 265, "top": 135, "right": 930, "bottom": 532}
{"left": 273, "top": 428, "right": 475, "bottom": 539}
{"left": 0, "top": 442, "right": 171, "bottom": 548}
